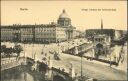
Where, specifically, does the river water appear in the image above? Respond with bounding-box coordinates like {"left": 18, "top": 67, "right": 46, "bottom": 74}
{"left": 1, "top": 66, "right": 47, "bottom": 81}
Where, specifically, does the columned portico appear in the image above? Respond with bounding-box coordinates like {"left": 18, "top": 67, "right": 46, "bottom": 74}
{"left": 66, "top": 30, "right": 73, "bottom": 40}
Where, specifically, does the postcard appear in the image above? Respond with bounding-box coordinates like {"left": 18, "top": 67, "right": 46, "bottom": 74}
{"left": 1, "top": 0, "right": 127, "bottom": 81}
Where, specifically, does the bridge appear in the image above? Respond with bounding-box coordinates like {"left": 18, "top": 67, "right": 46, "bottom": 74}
{"left": 63, "top": 43, "right": 93, "bottom": 55}
{"left": 45, "top": 67, "right": 72, "bottom": 81}
{"left": 63, "top": 42, "right": 118, "bottom": 66}
{"left": 1, "top": 57, "right": 26, "bottom": 71}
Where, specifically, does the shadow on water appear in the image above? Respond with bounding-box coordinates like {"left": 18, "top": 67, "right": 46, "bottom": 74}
{"left": 53, "top": 75, "right": 66, "bottom": 81}
{"left": 1, "top": 67, "right": 22, "bottom": 81}
{"left": 1, "top": 65, "right": 46, "bottom": 81}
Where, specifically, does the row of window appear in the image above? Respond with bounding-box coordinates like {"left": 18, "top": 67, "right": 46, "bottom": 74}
{"left": 1, "top": 34, "right": 66, "bottom": 38}
{"left": 1, "top": 37, "right": 67, "bottom": 42}
{"left": 1, "top": 37, "right": 12, "bottom": 40}
{"left": 56, "top": 34, "right": 66, "bottom": 37}
{"left": 1, "top": 31, "right": 13, "bottom": 33}
{"left": 36, "top": 28, "right": 55, "bottom": 31}
{"left": 1, "top": 28, "right": 66, "bottom": 35}
{"left": 21, "top": 31, "right": 33, "bottom": 33}
{"left": 1, "top": 35, "right": 13, "bottom": 37}
{"left": 21, "top": 28, "right": 32, "bottom": 31}
{"left": 21, "top": 38, "right": 32, "bottom": 41}
{"left": 21, "top": 33, "right": 33, "bottom": 35}
{"left": 36, "top": 38, "right": 56, "bottom": 41}
{"left": 1, "top": 29, "right": 13, "bottom": 31}
{"left": 35, "top": 29, "right": 65, "bottom": 32}
{"left": 35, "top": 33, "right": 55, "bottom": 36}
{"left": 21, "top": 36, "right": 33, "bottom": 38}
{"left": 21, "top": 38, "right": 57, "bottom": 42}
{"left": 21, "top": 33, "right": 65, "bottom": 36}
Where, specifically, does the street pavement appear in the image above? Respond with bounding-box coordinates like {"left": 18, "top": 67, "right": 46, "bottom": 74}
{"left": 52, "top": 53, "right": 127, "bottom": 80}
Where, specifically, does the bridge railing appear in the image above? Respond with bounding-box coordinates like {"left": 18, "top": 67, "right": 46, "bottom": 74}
{"left": 63, "top": 43, "right": 93, "bottom": 55}
{"left": 1, "top": 60, "right": 21, "bottom": 71}
{"left": 51, "top": 67, "right": 70, "bottom": 77}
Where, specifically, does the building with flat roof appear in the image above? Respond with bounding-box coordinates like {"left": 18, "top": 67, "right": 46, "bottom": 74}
{"left": 1, "top": 9, "right": 77, "bottom": 43}
{"left": 85, "top": 19, "right": 125, "bottom": 42}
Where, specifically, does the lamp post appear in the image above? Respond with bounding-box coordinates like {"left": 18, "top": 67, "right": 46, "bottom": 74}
{"left": 68, "top": 41, "right": 70, "bottom": 50}
{"left": 24, "top": 43, "right": 25, "bottom": 58}
{"left": 23, "top": 43, "right": 26, "bottom": 63}
{"left": 32, "top": 41, "right": 34, "bottom": 59}
{"left": 81, "top": 54, "right": 83, "bottom": 80}
{"left": 58, "top": 41, "right": 60, "bottom": 54}
{"left": 24, "top": 42, "right": 27, "bottom": 65}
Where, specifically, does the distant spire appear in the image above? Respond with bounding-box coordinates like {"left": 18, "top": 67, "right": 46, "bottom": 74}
{"left": 101, "top": 19, "right": 103, "bottom": 29}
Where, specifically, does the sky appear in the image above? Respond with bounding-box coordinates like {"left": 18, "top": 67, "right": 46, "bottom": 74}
{"left": 1, "top": 1, "right": 127, "bottom": 31}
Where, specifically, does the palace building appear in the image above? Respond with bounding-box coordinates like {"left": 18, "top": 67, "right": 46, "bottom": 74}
{"left": 1, "top": 26, "right": 14, "bottom": 42}
{"left": 1, "top": 9, "right": 77, "bottom": 43}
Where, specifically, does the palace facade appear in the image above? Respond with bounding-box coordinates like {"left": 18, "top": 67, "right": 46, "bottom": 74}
{"left": 1, "top": 9, "right": 79, "bottom": 43}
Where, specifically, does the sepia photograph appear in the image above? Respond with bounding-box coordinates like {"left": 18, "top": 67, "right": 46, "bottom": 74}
{"left": 1, "top": 0, "right": 127, "bottom": 81}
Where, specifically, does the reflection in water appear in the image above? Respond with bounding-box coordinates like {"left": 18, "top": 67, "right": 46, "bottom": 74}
{"left": 1, "top": 66, "right": 46, "bottom": 81}
{"left": 2, "top": 70, "right": 34, "bottom": 81}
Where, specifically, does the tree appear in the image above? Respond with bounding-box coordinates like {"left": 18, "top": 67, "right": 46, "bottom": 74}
{"left": 4, "top": 47, "right": 13, "bottom": 58}
{"left": 1, "top": 45, "right": 6, "bottom": 53}
{"left": 13, "top": 45, "right": 23, "bottom": 57}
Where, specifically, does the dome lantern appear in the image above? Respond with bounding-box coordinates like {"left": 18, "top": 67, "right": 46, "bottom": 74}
{"left": 59, "top": 9, "right": 70, "bottom": 19}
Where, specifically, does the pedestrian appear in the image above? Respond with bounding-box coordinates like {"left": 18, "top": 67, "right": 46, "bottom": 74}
{"left": 121, "top": 54, "right": 124, "bottom": 63}
{"left": 110, "top": 59, "right": 112, "bottom": 67}
{"left": 62, "top": 68, "right": 65, "bottom": 72}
